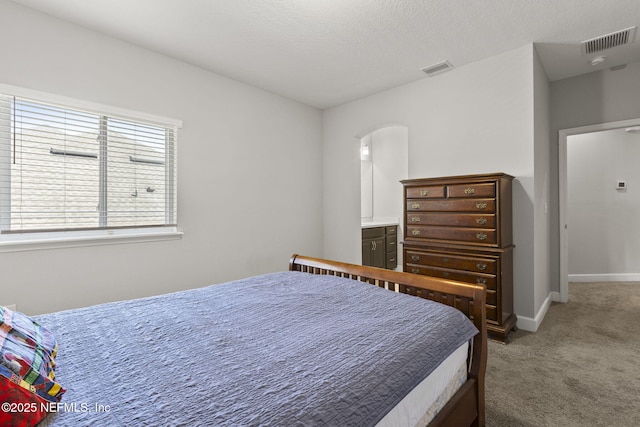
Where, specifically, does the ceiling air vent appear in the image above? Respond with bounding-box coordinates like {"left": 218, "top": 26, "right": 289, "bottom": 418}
{"left": 581, "top": 26, "right": 636, "bottom": 55}
{"left": 421, "top": 60, "right": 453, "bottom": 77}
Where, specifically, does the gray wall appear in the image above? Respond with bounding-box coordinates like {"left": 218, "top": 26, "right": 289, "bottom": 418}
{"left": 0, "top": 1, "right": 324, "bottom": 314}
{"left": 323, "top": 44, "right": 547, "bottom": 325}
{"left": 550, "top": 60, "right": 640, "bottom": 291}
{"left": 533, "top": 48, "right": 552, "bottom": 312}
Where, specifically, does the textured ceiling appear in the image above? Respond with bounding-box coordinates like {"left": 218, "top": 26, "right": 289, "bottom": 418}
{"left": 10, "top": 0, "right": 640, "bottom": 109}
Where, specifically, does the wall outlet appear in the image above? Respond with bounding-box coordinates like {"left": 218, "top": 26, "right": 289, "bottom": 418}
{"left": 616, "top": 180, "right": 626, "bottom": 190}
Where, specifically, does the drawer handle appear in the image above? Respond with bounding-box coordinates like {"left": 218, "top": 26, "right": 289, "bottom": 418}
{"left": 476, "top": 278, "right": 487, "bottom": 285}
{"left": 411, "top": 203, "right": 421, "bottom": 209}
{"left": 411, "top": 255, "right": 420, "bottom": 262}
{"left": 441, "top": 257, "right": 449, "bottom": 263}
{"left": 477, "top": 263, "right": 487, "bottom": 270}
{"left": 411, "top": 268, "right": 420, "bottom": 274}
{"left": 442, "top": 272, "right": 449, "bottom": 277}
{"left": 411, "top": 217, "right": 421, "bottom": 222}
{"left": 420, "top": 190, "right": 429, "bottom": 196}
{"left": 412, "top": 230, "right": 421, "bottom": 236}
{"left": 441, "top": 202, "right": 450, "bottom": 207}
{"left": 476, "top": 218, "right": 488, "bottom": 225}
{"left": 476, "top": 232, "right": 488, "bottom": 241}
{"left": 476, "top": 202, "right": 487, "bottom": 209}
{"left": 464, "top": 187, "right": 475, "bottom": 195}
{"left": 389, "top": 258, "right": 396, "bottom": 262}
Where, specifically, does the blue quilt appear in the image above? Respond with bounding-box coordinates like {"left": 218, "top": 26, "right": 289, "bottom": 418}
{"left": 36, "top": 271, "right": 477, "bottom": 426}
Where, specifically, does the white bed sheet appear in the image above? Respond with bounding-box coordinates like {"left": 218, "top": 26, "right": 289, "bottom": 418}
{"left": 376, "top": 341, "right": 469, "bottom": 427}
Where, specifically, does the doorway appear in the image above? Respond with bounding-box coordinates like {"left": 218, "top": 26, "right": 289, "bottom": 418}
{"left": 358, "top": 125, "right": 408, "bottom": 268}
{"left": 558, "top": 117, "right": 640, "bottom": 302}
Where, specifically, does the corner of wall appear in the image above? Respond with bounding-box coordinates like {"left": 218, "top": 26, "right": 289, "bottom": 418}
{"left": 516, "top": 290, "right": 556, "bottom": 332}
{"left": 532, "top": 41, "right": 554, "bottom": 318}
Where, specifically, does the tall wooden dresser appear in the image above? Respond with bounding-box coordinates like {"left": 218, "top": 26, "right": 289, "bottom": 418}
{"left": 401, "top": 173, "right": 516, "bottom": 342}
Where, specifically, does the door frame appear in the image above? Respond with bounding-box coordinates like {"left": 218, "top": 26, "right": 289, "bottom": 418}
{"left": 558, "top": 117, "right": 640, "bottom": 302}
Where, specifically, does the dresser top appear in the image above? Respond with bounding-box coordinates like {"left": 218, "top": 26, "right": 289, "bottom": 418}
{"left": 401, "top": 172, "right": 514, "bottom": 185}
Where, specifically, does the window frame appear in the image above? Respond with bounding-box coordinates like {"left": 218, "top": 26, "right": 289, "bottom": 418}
{"left": 0, "top": 84, "right": 182, "bottom": 252}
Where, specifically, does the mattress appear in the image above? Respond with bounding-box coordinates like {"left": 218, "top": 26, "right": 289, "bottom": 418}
{"left": 377, "top": 342, "right": 469, "bottom": 427}
{"left": 35, "top": 271, "right": 477, "bottom": 426}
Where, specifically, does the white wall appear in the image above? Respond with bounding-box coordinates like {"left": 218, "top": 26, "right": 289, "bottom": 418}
{"left": 567, "top": 129, "right": 640, "bottom": 277}
{"left": 323, "top": 44, "right": 543, "bottom": 322}
{"left": 0, "top": 1, "right": 323, "bottom": 315}
{"left": 550, "top": 60, "right": 640, "bottom": 291}
{"left": 360, "top": 126, "right": 408, "bottom": 224}
{"left": 371, "top": 126, "right": 408, "bottom": 222}
{"left": 533, "top": 48, "right": 553, "bottom": 317}
{"left": 360, "top": 134, "right": 373, "bottom": 219}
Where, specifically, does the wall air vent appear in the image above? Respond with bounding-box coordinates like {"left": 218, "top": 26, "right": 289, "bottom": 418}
{"left": 421, "top": 60, "right": 453, "bottom": 77}
{"left": 581, "top": 26, "right": 636, "bottom": 55}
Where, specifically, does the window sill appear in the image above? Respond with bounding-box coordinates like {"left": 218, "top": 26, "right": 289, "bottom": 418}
{"left": 0, "top": 230, "right": 183, "bottom": 253}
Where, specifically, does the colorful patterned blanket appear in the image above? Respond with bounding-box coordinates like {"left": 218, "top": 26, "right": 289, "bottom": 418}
{"left": 1, "top": 306, "right": 65, "bottom": 426}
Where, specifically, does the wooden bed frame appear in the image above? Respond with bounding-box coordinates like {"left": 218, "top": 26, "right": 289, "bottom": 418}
{"left": 289, "top": 254, "right": 487, "bottom": 427}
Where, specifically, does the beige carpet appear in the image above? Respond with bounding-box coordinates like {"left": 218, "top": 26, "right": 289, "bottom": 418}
{"left": 485, "top": 282, "right": 640, "bottom": 426}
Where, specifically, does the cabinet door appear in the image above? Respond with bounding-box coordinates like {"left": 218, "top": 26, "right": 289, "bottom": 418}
{"left": 362, "top": 237, "right": 386, "bottom": 268}
{"left": 362, "top": 239, "right": 373, "bottom": 266}
{"left": 371, "top": 237, "right": 386, "bottom": 268}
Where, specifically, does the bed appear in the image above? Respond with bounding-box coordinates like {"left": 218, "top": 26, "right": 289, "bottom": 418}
{"left": 2, "top": 254, "right": 486, "bottom": 427}
{"left": 288, "top": 255, "right": 487, "bottom": 427}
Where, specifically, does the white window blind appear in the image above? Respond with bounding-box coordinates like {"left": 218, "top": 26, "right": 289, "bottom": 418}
{"left": 0, "top": 93, "right": 177, "bottom": 234}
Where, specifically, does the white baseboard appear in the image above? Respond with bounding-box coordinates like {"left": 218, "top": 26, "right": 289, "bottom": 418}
{"left": 516, "top": 279, "right": 636, "bottom": 334}
{"left": 569, "top": 273, "right": 640, "bottom": 282}
{"left": 516, "top": 292, "right": 554, "bottom": 332}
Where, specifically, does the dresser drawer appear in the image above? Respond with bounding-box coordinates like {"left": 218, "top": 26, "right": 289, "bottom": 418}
{"left": 406, "top": 185, "right": 446, "bottom": 199}
{"left": 406, "top": 226, "right": 497, "bottom": 245}
{"left": 406, "top": 198, "right": 496, "bottom": 212}
{"left": 447, "top": 182, "right": 496, "bottom": 198}
{"left": 407, "top": 213, "right": 495, "bottom": 228}
{"left": 386, "top": 233, "right": 397, "bottom": 250}
{"left": 486, "top": 289, "right": 497, "bottom": 306}
{"left": 486, "top": 305, "right": 498, "bottom": 322}
{"left": 386, "top": 252, "right": 397, "bottom": 269}
{"left": 405, "top": 264, "right": 497, "bottom": 290}
{"left": 405, "top": 250, "right": 497, "bottom": 274}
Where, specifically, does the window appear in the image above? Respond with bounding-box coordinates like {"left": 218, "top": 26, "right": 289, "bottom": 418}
{"left": 0, "top": 86, "right": 180, "bottom": 248}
